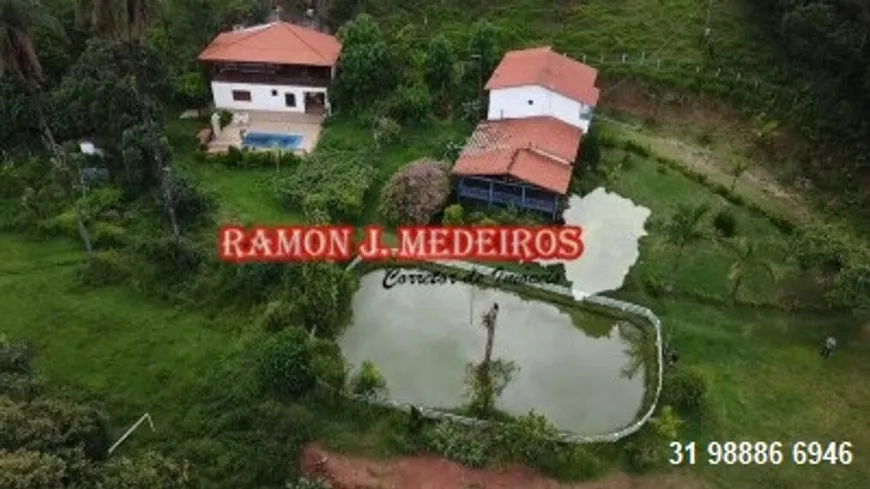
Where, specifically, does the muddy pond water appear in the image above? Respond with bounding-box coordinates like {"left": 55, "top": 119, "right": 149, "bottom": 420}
{"left": 338, "top": 268, "right": 649, "bottom": 436}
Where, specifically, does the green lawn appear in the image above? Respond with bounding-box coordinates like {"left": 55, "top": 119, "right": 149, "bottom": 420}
{"left": 602, "top": 146, "right": 793, "bottom": 304}
{"left": 0, "top": 234, "right": 244, "bottom": 443}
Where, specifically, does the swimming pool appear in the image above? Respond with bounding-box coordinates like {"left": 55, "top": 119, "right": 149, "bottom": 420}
{"left": 242, "top": 131, "right": 303, "bottom": 150}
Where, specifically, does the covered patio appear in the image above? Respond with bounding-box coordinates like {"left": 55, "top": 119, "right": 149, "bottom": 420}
{"left": 457, "top": 176, "right": 560, "bottom": 217}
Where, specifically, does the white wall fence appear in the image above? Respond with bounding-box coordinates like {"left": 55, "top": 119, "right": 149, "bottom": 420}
{"left": 342, "top": 256, "right": 664, "bottom": 444}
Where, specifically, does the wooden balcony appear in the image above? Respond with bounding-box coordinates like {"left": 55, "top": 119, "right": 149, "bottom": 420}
{"left": 212, "top": 71, "right": 330, "bottom": 88}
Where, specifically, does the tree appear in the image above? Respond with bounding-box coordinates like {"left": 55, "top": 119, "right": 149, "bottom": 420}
{"left": 349, "top": 360, "right": 386, "bottom": 398}
{"left": 120, "top": 121, "right": 180, "bottom": 238}
{"left": 331, "top": 14, "right": 395, "bottom": 114}
{"left": 662, "top": 202, "right": 710, "bottom": 288}
{"left": 466, "top": 303, "right": 517, "bottom": 416}
{"left": 299, "top": 262, "right": 351, "bottom": 337}
{"left": 576, "top": 125, "right": 601, "bottom": 176}
{"left": 424, "top": 35, "right": 456, "bottom": 111}
{"left": 729, "top": 156, "right": 750, "bottom": 192}
{"left": 378, "top": 158, "right": 451, "bottom": 225}
{"left": 0, "top": 0, "right": 93, "bottom": 255}
{"left": 461, "top": 20, "right": 501, "bottom": 106}
{"left": 256, "top": 328, "right": 317, "bottom": 400}
{"left": 86, "top": 0, "right": 154, "bottom": 41}
{"left": 726, "top": 238, "right": 780, "bottom": 303}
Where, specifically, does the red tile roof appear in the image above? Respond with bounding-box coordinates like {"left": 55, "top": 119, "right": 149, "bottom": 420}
{"left": 451, "top": 117, "right": 581, "bottom": 194}
{"left": 485, "top": 46, "right": 600, "bottom": 106}
{"left": 198, "top": 22, "right": 341, "bottom": 66}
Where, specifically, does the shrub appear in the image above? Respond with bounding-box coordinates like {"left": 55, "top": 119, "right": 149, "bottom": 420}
{"left": 286, "top": 477, "right": 332, "bottom": 489}
{"left": 256, "top": 328, "right": 317, "bottom": 400}
{"left": 0, "top": 337, "right": 32, "bottom": 375}
{"left": 387, "top": 82, "right": 432, "bottom": 125}
{"left": 442, "top": 204, "right": 464, "bottom": 225}
{"left": 218, "top": 110, "right": 232, "bottom": 129}
{"left": 621, "top": 139, "right": 651, "bottom": 157}
{"left": 309, "top": 339, "right": 347, "bottom": 390}
{"left": 350, "top": 360, "right": 387, "bottom": 397}
{"left": 623, "top": 405, "right": 682, "bottom": 473}
{"left": 422, "top": 421, "right": 489, "bottom": 468}
{"left": 224, "top": 146, "right": 244, "bottom": 167}
{"left": 712, "top": 209, "right": 737, "bottom": 238}
{"left": 373, "top": 116, "right": 402, "bottom": 147}
{"left": 661, "top": 366, "right": 708, "bottom": 416}
{"left": 379, "top": 158, "right": 451, "bottom": 225}
{"left": 279, "top": 152, "right": 376, "bottom": 222}
{"left": 259, "top": 300, "right": 301, "bottom": 332}
{"left": 75, "top": 250, "right": 132, "bottom": 287}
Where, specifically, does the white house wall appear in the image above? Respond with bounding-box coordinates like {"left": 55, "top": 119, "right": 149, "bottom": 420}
{"left": 487, "top": 85, "right": 594, "bottom": 133}
{"left": 211, "top": 82, "right": 327, "bottom": 113}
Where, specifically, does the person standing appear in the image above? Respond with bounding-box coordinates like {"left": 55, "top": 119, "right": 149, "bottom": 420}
{"left": 820, "top": 336, "right": 837, "bottom": 358}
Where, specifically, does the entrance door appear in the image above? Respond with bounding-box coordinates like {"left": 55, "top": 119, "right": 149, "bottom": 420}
{"left": 284, "top": 93, "right": 297, "bottom": 108}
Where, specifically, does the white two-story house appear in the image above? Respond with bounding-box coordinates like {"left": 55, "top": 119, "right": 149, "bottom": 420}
{"left": 451, "top": 47, "right": 600, "bottom": 218}
{"left": 198, "top": 21, "right": 342, "bottom": 115}
{"left": 485, "top": 46, "right": 599, "bottom": 133}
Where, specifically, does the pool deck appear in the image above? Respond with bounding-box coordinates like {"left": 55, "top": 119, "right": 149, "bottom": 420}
{"left": 207, "top": 110, "right": 324, "bottom": 155}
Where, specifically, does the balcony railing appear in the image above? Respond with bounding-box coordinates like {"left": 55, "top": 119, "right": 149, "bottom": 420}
{"left": 212, "top": 71, "right": 330, "bottom": 88}
{"left": 458, "top": 183, "right": 556, "bottom": 212}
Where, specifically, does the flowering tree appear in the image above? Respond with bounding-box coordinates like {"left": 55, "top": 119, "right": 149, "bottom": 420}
{"left": 378, "top": 158, "right": 451, "bottom": 225}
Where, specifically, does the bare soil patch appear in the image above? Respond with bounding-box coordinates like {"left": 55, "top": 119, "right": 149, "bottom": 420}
{"left": 599, "top": 81, "right": 814, "bottom": 222}
{"left": 299, "top": 443, "right": 709, "bottom": 489}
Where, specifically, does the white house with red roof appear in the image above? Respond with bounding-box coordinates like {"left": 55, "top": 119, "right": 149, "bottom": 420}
{"left": 485, "top": 46, "right": 599, "bottom": 134}
{"left": 197, "top": 21, "right": 342, "bottom": 114}
{"left": 451, "top": 47, "right": 599, "bottom": 218}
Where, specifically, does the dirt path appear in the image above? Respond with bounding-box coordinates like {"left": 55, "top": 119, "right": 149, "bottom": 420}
{"left": 299, "top": 443, "right": 709, "bottom": 489}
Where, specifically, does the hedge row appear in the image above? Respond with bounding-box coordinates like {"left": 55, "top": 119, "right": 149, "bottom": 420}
{"left": 196, "top": 146, "right": 302, "bottom": 170}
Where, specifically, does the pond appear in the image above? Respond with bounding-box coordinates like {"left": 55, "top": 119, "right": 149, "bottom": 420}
{"left": 338, "top": 268, "right": 649, "bottom": 436}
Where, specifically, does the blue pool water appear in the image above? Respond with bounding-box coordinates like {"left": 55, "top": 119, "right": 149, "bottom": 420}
{"left": 242, "top": 132, "right": 303, "bottom": 150}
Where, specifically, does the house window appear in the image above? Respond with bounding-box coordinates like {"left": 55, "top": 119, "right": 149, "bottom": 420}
{"left": 285, "top": 93, "right": 296, "bottom": 107}
{"left": 528, "top": 100, "right": 534, "bottom": 105}
{"left": 232, "top": 90, "right": 251, "bottom": 102}
{"left": 271, "top": 89, "right": 278, "bottom": 96}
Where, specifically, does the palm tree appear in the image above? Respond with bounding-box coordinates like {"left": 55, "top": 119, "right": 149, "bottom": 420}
{"left": 1, "top": 0, "right": 93, "bottom": 254}
{"left": 662, "top": 202, "right": 710, "bottom": 289}
{"left": 727, "top": 238, "right": 780, "bottom": 304}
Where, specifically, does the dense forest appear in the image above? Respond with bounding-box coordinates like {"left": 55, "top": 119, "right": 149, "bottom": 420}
{"left": 753, "top": 0, "right": 870, "bottom": 189}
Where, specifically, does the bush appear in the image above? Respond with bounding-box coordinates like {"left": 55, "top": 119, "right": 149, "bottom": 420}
{"left": 349, "top": 360, "right": 387, "bottom": 397}
{"left": 256, "top": 328, "right": 317, "bottom": 400}
{"left": 661, "top": 366, "right": 708, "bottom": 416}
{"left": 379, "top": 158, "right": 451, "bottom": 225}
{"left": 309, "top": 339, "right": 347, "bottom": 390}
{"left": 712, "top": 209, "right": 737, "bottom": 238}
{"left": 279, "top": 152, "right": 376, "bottom": 222}
{"left": 422, "top": 421, "right": 489, "bottom": 468}
{"left": 286, "top": 477, "right": 332, "bottom": 489}
{"left": 75, "top": 250, "right": 132, "bottom": 287}
{"left": 259, "top": 300, "right": 301, "bottom": 332}
{"left": 373, "top": 116, "right": 401, "bottom": 147}
{"left": 224, "top": 146, "right": 244, "bottom": 167}
{"left": 218, "top": 110, "right": 232, "bottom": 129}
{"left": 623, "top": 405, "right": 682, "bottom": 473}
{"left": 387, "top": 82, "right": 432, "bottom": 125}
{"left": 442, "top": 204, "right": 464, "bottom": 225}
{"left": 0, "top": 337, "right": 32, "bottom": 375}
{"left": 621, "top": 139, "right": 651, "bottom": 158}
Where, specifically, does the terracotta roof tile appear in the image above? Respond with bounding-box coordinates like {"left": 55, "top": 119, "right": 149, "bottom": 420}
{"left": 485, "top": 46, "right": 600, "bottom": 106}
{"left": 198, "top": 22, "right": 341, "bottom": 66}
{"left": 452, "top": 117, "right": 581, "bottom": 194}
